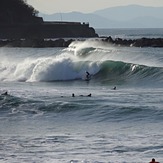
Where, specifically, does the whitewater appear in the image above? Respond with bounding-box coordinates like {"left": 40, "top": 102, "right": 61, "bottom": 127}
{"left": 0, "top": 30, "right": 163, "bottom": 163}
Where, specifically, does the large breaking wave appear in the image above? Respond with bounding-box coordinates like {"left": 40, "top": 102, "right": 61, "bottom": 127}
{"left": 0, "top": 40, "right": 163, "bottom": 85}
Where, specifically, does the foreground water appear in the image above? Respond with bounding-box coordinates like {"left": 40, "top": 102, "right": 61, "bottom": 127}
{"left": 0, "top": 29, "right": 163, "bottom": 163}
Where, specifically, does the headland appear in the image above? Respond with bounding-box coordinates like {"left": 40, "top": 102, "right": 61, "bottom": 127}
{"left": 0, "top": 0, "right": 163, "bottom": 48}
{"left": 0, "top": 0, "right": 98, "bottom": 47}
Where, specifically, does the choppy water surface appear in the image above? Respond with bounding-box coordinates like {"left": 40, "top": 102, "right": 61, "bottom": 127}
{"left": 0, "top": 29, "right": 163, "bottom": 163}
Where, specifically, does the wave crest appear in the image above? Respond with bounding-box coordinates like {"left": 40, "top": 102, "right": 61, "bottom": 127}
{"left": 0, "top": 41, "right": 163, "bottom": 85}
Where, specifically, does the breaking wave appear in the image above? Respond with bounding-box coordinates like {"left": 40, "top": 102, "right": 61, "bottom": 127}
{"left": 0, "top": 40, "right": 163, "bottom": 85}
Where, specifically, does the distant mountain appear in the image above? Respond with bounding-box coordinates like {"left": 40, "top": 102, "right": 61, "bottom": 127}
{"left": 94, "top": 5, "right": 163, "bottom": 21}
{"left": 40, "top": 5, "right": 163, "bottom": 28}
{"left": 39, "top": 12, "right": 119, "bottom": 28}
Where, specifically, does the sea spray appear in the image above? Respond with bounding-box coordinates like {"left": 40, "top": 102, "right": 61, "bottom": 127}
{"left": 0, "top": 41, "right": 163, "bottom": 84}
{"left": 0, "top": 47, "right": 100, "bottom": 82}
{"left": 1, "top": 28, "right": 163, "bottom": 163}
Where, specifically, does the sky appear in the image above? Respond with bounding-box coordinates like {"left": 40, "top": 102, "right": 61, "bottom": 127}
{"left": 27, "top": 0, "right": 163, "bottom": 14}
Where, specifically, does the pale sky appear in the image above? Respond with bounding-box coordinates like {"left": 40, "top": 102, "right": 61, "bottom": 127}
{"left": 27, "top": 0, "right": 163, "bottom": 14}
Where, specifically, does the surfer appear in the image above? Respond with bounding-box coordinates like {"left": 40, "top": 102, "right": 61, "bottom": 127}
{"left": 113, "top": 86, "right": 116, "bottom": 90}
{"left": 85, "top": 71, "right": 90, "bottom": 80}
{"left": 79, "top": 93, "right": 91, "bottom": 97}
{"left": 1, "top": 91, "right": 8, "bottom": 95}
{"left": 72, "top": 93, "right": 75, "bottom": 97}
{"left": 87, "top": 93, "right": 91, "bottom": 97}
{"left": 149, "top": 158, "right": 160, "bottom": 163}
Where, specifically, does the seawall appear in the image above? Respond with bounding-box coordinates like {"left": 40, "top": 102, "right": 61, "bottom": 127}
{"left": 0, "top": 21, "right": 98, "bottom": 39}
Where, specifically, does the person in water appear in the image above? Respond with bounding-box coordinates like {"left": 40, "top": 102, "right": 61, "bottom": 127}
{"left": 86, "top": 71, "right": 90, "bottom": 79}
{"left": 113, "top": 86, "right": 116, "bottom": 90}
{"left": 149, "top": 158, "right": 160, "bottom": 163}
{"left": 78, "top": 93, "right": 92, "bottom": 97}
{"left": 1, "top": 91, "right": 8, "bottom": 95}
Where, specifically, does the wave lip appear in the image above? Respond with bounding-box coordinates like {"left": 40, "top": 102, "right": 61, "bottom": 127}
{"left": 0, "top": 40, "right": 163, "bottom": 85}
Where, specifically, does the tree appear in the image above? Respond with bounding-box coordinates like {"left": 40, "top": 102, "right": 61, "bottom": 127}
{"left": 0, "top": 0, "right": 39, "bottom": 24}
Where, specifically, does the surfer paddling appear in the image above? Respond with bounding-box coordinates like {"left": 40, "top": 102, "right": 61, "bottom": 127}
{"left": 113, "top": 86, "right": 116, "bottom": 90}
{"left": 80, "top": 93, "right": 92, "bottom": 97}
{"left": 73, "top": 93, "right": 92, "bottom": 97}
{"left": 1, "top": 91, "right": 8, "bottom": 95}
{"left": 149, "top": 158, "right": 160, "bottom": 163}
{"left": 87, "top": 93, "right": 91, "bottom": 97}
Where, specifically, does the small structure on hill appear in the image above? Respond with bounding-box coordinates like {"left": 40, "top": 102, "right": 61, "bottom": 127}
{"left": 0, "top": 0, "right": 98, "bottom": 40}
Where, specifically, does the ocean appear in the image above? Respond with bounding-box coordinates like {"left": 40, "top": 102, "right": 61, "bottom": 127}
{"left": 0, "top": 28, "right": 163, "bottom": 163}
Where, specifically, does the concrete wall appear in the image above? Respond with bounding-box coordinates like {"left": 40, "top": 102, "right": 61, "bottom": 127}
{"left": 0, "top": 22, "right": 98, "bottom": 39}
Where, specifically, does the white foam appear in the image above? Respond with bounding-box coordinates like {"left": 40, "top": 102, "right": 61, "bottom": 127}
{"left": 0, "top": 48, "right": 100, "bottom": 82}
{"left": 0, "top": 41, "right": 162, "bottom": 82}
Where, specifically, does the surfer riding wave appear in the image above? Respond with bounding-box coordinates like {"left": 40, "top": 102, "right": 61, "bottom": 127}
{"left": 85, "top": 71, "right": 91, "bottom": 81}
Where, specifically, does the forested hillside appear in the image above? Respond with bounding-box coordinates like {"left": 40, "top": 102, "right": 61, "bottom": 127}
{"left": 0, "top": 0, "right": 41, "bottom": 24}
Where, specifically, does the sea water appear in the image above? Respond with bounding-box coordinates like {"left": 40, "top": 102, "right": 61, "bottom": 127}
{"left": 0, "top": 29, "right": 163, "bottom": 163}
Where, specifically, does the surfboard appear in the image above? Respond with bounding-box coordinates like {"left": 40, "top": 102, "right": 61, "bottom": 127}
{"left": 83, "top": 75, "right": 91, "bottom": 81}
{"left": 85, "top": 77, "right": 91, "bottom": 81}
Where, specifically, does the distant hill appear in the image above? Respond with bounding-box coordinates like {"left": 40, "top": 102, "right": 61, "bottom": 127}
{"left": 39, "top": 12, "right": 119, "bottom": 28}
{"left": 0, "top": 0, "right": 97, "bottom": 40}
{"left": 40, "top": 5, "right": 163, "bottom": 28}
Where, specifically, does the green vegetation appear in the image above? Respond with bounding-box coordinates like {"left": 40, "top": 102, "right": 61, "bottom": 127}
{"left": 0, "top": 0, "right": 40, "bottom": 24}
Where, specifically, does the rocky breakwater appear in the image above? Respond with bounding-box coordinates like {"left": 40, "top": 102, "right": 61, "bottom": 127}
{"left": 0, "top": 0, "right": 98, "bottom": 47}
{"left": 0, "top": 38, "right": 74, "bottom": 48}
{"left": 1, "top": 36, "right": 163, "bottom": 48}
{"left": 101, "top": 36, "right": 163, "bottom": 47}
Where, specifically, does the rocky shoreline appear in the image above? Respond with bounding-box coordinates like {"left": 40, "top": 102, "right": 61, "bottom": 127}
{"left": 1, "top": 36, "right": 163, "bottom": 48}
{"left": 1, "top": 0, "right": 163, "bottom": 48}
{"left": 0, "top": 38, "right": 74, "bottom": 48}
{"left": 101, "top": 36, "right": 163, "bottom": 47}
